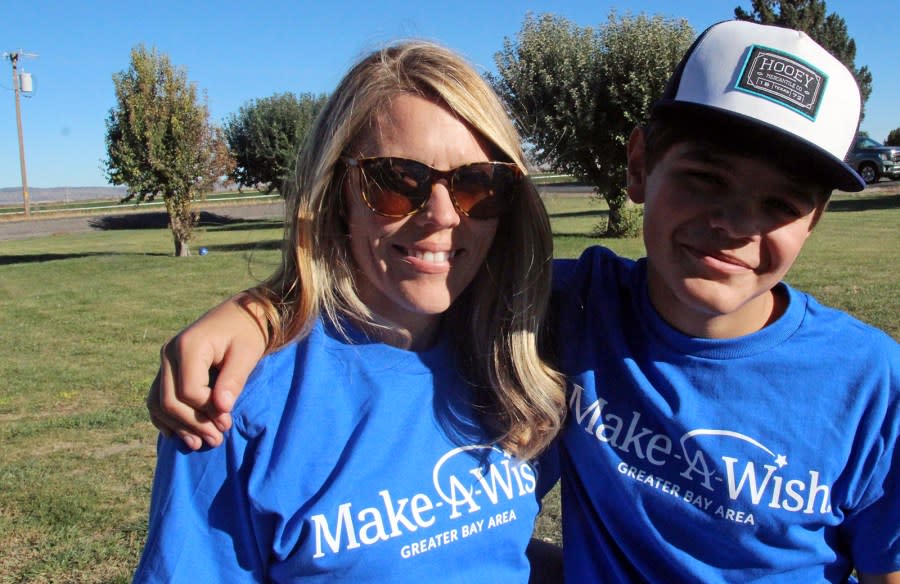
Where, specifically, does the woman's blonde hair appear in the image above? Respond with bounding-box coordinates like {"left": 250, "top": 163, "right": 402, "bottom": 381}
{"left": 246, "top": 40, "right": 565, "bottom": 459}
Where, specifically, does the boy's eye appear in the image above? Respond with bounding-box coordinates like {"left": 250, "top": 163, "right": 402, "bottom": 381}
{"left": 683, "top": 169, "right": 727, "bottom": 190}
{"left": 765, "top": 198, "right": 801, "bottom": 218}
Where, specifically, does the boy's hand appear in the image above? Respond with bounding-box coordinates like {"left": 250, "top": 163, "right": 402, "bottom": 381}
{"left": 146, "top": 295, "right": 268, "bottom": 449}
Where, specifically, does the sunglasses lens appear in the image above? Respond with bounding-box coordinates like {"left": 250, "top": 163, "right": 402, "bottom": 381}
{"left": 355, "top": 158, "right": 520, "bottom": 219}
{"left": 453, "top": 163, "right": 519, "bottom": 219}
{"left": 362, "top": 159, "right": 430, "bottom": 216}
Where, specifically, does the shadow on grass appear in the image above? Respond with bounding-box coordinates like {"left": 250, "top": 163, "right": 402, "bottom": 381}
{"left": 208, "top": 240, "right": 282, "bottom": 253}
{"left": 536, "top": 181, "right": 588, "bottom": 189}
{"left": 88, "top": 212, "right": 277, "bottom": 231}
{"left": 0, "top": 251, "right": 168, "bottom": 266}
{"left": 553, "top": 231, "right": 603, "bottom": 239}
{"left": 547, "top": 209, "right": 607, "bottom": 220}
{"left": 204, "top": 220, "right": 283, "bottom": 233}
{"left": 828, "top": 194, "right": 900, "bottom": 212}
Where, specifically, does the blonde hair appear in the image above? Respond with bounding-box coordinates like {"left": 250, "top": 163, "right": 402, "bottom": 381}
{"left": 246, "top": 41, "right": 565, "bottom": 459}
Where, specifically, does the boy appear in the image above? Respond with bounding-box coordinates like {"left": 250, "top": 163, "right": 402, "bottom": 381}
{"left": 149, "top": 20, "right": 899, "bottom": 582}
{"left": 551, "top": 20, "right": 899, "bottom": 582}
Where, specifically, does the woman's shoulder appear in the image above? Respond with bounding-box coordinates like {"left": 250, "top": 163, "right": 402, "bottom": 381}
{"left": 229, "top": 339, "right": 305, "bottom": 436}
{"left": 230, "top": 320, "right": 425, "bottom": 438}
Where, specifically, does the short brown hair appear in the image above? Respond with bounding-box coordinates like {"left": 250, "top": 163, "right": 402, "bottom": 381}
{"left": 642, "top": 108, "right": 834, "bottom": 200}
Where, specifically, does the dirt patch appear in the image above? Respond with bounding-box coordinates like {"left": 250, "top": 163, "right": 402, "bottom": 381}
{"left": 91, "top": 441, "right": 152, "bottom": 459}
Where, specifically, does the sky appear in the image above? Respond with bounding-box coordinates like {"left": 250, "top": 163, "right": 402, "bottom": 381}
{"left": 1, "top": 0, "right": 896, "bottom": 189}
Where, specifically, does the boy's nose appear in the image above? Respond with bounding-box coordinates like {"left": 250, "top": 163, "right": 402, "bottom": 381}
{"left": 709, "top": 197, "right": 761, "bottom": 238}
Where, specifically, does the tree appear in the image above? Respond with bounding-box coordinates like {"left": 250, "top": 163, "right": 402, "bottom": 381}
{"left": 104, "top": 45, "right": 232, "bottom": 256}
{"left": 224, "top": 92, "right": 328, "bottom": 193}
{"left": 734, "top": 0, "right": 872, "bottom": 118}
{"left": 885, "top": 128, "right": 900, "bottom": 147}
{"left": 492, "top": 12, "right": 694, "bottom": 236}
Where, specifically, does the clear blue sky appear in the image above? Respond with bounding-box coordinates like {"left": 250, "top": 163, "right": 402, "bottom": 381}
{"left": 1, "top": 0, "right": 896, "bottom": 189}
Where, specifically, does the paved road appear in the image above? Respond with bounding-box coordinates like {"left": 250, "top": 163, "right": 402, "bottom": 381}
{"left": 0, "top": 200, "right": 288, "bottom": 243}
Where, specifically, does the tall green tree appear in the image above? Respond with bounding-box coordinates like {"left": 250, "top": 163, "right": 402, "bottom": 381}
{"left": 492, "top": 12, "right": 694, "bottom": 236}
{"left": 734, "top": 0, "right": 872, "bottom": 118}
{"left": 885, "top": 128, "right": 900, "bottom": 147}
{"left": 224, "top": 92, "right": 328, "bottom": 193}
{"left": 104, "top": 45, "right": 232, "bottom": 256}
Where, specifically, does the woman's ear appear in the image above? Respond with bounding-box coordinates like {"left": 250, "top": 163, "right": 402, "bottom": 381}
{"left": 626, "top": 126, "right": 648, "bottom": 204}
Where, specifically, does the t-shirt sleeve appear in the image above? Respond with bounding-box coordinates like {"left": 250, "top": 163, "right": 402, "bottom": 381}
{"left": 132, "top": 432, "right": 264, "bottom": 582}
{"left": 846, "top": 441, "right": 900, "bottom": 573}
{"left": 535, "top": 440, "right": 561, "bottom": 501}
{"left": 843, "top": 351, "right": 900, "bottom": 574}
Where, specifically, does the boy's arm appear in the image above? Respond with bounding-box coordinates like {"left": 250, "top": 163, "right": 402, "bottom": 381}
{"left": 147, "top": 294, "right": 268, "bottom": 449}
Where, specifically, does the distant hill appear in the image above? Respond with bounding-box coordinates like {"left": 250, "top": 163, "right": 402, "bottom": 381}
{"left": 0, "top": 186, "right": 127, "bottom": 204}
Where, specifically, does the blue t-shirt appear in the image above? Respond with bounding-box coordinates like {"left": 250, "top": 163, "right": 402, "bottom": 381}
{"left": 554, "top": 246, "right": 900, "bottom": 583}
{"left": 134, "top": 320, "right": 547, "bottom": 583}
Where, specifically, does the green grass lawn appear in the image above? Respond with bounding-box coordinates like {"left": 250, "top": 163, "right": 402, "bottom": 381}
{"left": 0, "top": 191, "right": 897, "bottom": 581}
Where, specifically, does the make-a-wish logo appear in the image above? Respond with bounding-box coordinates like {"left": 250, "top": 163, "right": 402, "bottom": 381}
{"left": 310, "top": 445, "right": 535, "bottom": 559}
{"left": 432, "top": 445, "right": 537, "bottom": 518}
{"left": 679, "top": 428, "right": 788, "bottom": 491}
{"left": 570, "top": 385, "right": 833, "bottom": 524}
{"left": 679, "top": 429, "right": 832, "bottom": 514}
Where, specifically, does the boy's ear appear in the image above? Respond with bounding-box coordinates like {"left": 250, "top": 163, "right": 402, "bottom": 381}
{"left": 626, "top": 127, "right": 648, "bottom": 204}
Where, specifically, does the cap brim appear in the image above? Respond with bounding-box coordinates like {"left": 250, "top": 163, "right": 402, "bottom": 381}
{"left": 653, "top": 100, "right": 865, "bottom": 193}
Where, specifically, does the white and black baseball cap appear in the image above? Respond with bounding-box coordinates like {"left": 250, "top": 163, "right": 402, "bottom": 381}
{"left": 652, "top": 20, "right": 864, "bottom": 192}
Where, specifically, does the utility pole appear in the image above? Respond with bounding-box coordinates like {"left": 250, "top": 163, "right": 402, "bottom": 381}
{"left": 4, "top": 49, "right": 37, "bottom": 218}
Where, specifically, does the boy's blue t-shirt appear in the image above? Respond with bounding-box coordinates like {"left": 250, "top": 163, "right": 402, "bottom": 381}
{"left": 134, "top": 320, "right": 549, "bottom": 583}
{"left": 553, "top": 245, "right": 900, "bottom": 583}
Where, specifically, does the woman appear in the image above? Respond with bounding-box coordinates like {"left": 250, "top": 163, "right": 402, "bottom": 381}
{"left": 135, "top": 41, "right": 565, "bottom": 582}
